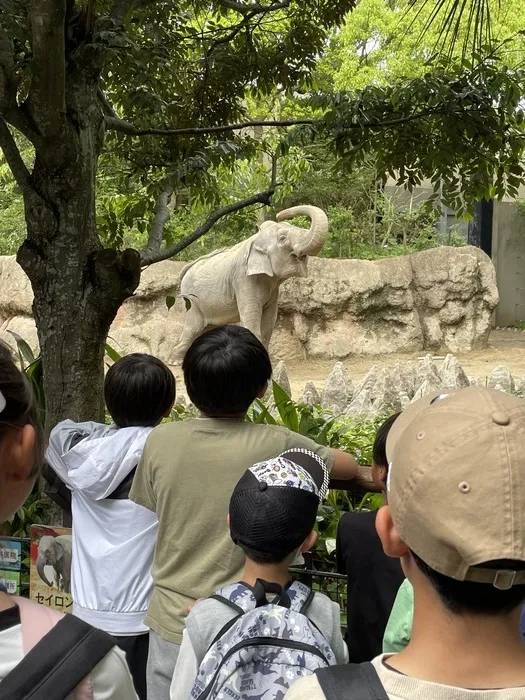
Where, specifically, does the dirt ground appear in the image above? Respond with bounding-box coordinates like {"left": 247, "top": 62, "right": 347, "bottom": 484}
{"left": 284, "top": 329, "right": 525, "bottom": 396}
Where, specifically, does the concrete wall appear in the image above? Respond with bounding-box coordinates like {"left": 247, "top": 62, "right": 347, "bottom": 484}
{"left": 385, "top": 178, "right": 525, "bottom": 326}
{"left": 492, "top": 201, "right": 525, "bottom": 326}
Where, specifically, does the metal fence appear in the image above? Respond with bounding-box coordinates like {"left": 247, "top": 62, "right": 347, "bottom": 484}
{"left": 290, "top": 553, "right": 347, "bottom": 631}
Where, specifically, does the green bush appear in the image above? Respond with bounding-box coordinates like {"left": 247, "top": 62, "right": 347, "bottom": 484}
{"left": 247, "top": 381, "right": 386, "bottom": 566}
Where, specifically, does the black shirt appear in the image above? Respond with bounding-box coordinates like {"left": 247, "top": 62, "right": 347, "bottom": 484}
{"left": 337, "top": 509, "right": 404, "bottom": 663}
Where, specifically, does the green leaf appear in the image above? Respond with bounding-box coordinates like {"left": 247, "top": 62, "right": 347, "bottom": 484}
{"left": 253, "top": 399, "right": 277, "bottom": 425}
{"left": 272, "top": 381, "right": 299, "bottom": 433}
{"left": 105, "top": 343, "right": 122, "bottom": 363}
{"left": 7, "top": 330, "right": 36, "bottom": 368}
{"left": 165, "top": 295, "right": 176, "bottom": 310}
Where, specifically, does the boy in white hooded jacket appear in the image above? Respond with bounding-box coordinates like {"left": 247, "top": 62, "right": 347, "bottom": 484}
{"left": 46, "top": 353, "right": 176, "bottom": 700}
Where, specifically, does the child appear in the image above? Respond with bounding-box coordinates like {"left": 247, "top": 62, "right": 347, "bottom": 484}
{"left": 130, "top": 325, "right": 367, "bottom": 700}
{"left": 286, "top": 387, "right": 525, "bottom": 700}
{"left": 0, "top": 341, "right": 137, "bottom": 697}
{"left": 170, "top": 449, "right": 348, "bottom": 700}
{"left": 336, "top": 413, "right": 404, "bottom": 662}
{"left": 46, "top": 352, "right": 175, "bottom": 699}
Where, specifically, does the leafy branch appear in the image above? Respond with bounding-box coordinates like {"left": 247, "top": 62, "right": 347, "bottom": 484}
{"left": 105, "top": 116, "right": 315, "bottom": 136}
{"left": 105, "top": 108, "right": 454, "bottom": 139}
{"left": 216, "top": 0, "right": 291, "bottom": 14}
{"left": 140, "top": 188, "right": 274, "bottom": 265}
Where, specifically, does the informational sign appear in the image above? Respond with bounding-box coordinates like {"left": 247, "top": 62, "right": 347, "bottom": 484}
{"left": 29, "top": 525, "right": 73, "bottom": 613}
{"left": 0, "top": 539, "right": 22, "bottom": 594}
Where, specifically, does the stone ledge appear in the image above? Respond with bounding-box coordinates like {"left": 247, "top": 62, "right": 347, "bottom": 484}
{"left": 0, "top": 245, "right": 498, "bottom": 362}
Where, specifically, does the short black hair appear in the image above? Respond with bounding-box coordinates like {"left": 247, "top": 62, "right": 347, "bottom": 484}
{"left": 183, "top": 325, "right": 272, "bottom": 416}
{"left": 413, "top": 552, "right": 525, "bottom": 615}
{"left": 372, "top": 412, "right": 400, "bottom": 469}
{"left": 0, "top": 342, "right": 44, "bottom": 477}
{"left": 104, "top": 353, "right": 175, "bottom": 428}
{"left": 237, "top": 543, "right": 295, "bottom": 566}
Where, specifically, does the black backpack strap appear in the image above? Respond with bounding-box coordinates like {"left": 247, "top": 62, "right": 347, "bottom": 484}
{"left": 316, "top": 662, "right": 390, "bottom": 700}
{"left": 207, "top": 595, "right": 247, "bottom": 649}
{"left": 0, "top": 613, "right": 116, "bottom": 700}
{"left": 210, "top": 594, "right": 245, "bottom": 615}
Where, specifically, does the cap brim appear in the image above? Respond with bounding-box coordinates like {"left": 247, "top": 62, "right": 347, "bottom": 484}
{"left": 386, "top": 390, "right": 458, "bottom": 462}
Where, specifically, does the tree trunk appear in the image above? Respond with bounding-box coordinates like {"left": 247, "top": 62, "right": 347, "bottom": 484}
{"left": 16, "top": 57, "right": 141, "bottom": 516}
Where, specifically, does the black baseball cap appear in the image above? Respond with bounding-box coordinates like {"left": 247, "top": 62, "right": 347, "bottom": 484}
{"left": 229, "top": 449, "right": 330, "bottom": 560}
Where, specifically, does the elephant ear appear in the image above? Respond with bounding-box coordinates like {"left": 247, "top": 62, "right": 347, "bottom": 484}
{"left": 246, "top": 241, "right": 274, "bottom": 277}
{"left": 51, "top": 540, "right": 64, "bottom": 561}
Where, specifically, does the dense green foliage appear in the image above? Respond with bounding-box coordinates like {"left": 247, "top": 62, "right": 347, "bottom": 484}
{"left": 1, "top": 0, "right": 523, "bottom": 262}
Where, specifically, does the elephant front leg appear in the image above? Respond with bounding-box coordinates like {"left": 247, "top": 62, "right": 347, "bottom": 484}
{"left": 261, "top": 296, "right": 279, "bottom": 348}
{"left": 237, "top": 297, "right": 264, "bottom": 342}
{"left": 171, "top": 301, "right": 206, "bottom": 363}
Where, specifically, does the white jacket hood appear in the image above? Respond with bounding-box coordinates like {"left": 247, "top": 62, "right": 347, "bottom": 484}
{"left": 47, "top": 420, "right": 152, "bottom": 500}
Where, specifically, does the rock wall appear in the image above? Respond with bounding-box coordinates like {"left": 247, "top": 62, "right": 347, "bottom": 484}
{"left": 0, "top": 245, "right": 498, "bottom": 362}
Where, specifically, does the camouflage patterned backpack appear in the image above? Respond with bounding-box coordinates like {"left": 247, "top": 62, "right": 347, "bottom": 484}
{"left": 190, "top": 578, "right": 337, "bottom": 700}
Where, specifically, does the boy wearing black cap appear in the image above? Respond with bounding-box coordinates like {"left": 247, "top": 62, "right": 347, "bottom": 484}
{"left": 169, "top": 449, "right": 348, "bottom": 700}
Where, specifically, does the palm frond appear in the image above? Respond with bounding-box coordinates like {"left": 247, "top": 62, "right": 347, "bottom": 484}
{"left": 409, "top": 0, "right": 499, "bottom": 60}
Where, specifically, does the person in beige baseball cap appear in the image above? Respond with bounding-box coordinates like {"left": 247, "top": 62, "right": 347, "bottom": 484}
{"left": 285, "top": 386, "right": 525, "bottom": 700}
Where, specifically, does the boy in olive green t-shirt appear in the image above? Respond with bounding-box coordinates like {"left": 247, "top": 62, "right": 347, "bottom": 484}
{"left": 130, "top": 325, "right": 366, "bottom": 700}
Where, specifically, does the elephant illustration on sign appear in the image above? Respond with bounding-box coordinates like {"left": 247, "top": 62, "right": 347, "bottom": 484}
{"left": 172, "top": 205, "right": 329, "bottom": 360}
{"left": 36, "top": 534, "right": 73, "bottom": 594}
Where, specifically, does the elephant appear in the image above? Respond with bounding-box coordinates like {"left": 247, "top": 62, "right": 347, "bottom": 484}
{"left": 172, "top": 205, "right": 328, "bottom": 360}
{"left": 36, "top": 534, "right": 73, "bottom": 594}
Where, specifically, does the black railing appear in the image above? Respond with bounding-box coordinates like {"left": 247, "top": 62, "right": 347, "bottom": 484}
{"left": 291, "top": 552, "right": 347, "bottom": 631}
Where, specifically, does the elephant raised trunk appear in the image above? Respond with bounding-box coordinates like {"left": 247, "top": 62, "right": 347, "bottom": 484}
{"left": 276, "top": 205, "right": 329, "bottom": 258}
{"left": 36, "top": 554, "right": 52, "bottom": 587}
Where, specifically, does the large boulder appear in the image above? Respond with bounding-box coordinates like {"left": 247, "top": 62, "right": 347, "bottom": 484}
{"left": 0, "top": 245, "right": 498, "bottom": 362}
{"left": 321, "top": 362, "right": 353, "bottom": 413}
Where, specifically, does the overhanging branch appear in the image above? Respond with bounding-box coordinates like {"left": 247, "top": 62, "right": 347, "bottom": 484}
{"left": 105, "top": 108, "right": 453, "bottom": 140}
{"left": 217, "top": 0, "right": 291, "bottom": 13}
{"left": 105, "top": 116, "right": 315, "bottom": 137}
{"left": 0, "top": 118, "right": 32, "bottom": 192}
{"left": 140, "top": 189, "right": 274, "bottom": 266}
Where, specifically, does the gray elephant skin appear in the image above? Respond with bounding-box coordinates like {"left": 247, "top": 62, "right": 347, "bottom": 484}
{"left": 172, "top": 205, "right": 329, "bottom": 360}
{"left": 36, "top": 534, "right": 73, "bottom": 594}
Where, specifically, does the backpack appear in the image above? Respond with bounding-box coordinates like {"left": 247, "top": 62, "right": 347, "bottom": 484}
{"left": 315, "top": 663, "right": 390, "bottom": 700}
{"left": 190, "top": 579, "right": 337, "bottom": 700}
{"left": 0, "top": 596, "right": 116, "bottom": 700}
